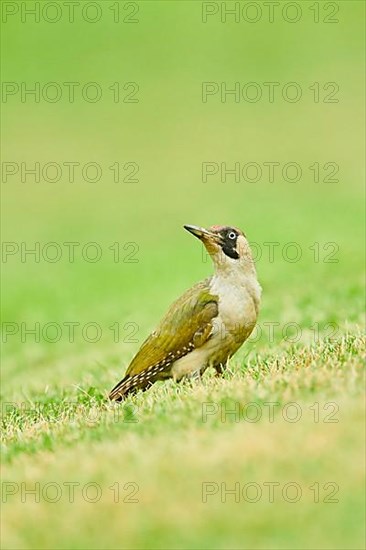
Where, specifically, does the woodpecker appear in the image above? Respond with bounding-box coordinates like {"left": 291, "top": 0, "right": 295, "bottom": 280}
{"left": 109, "top": 224, "right": 261, "bottom": 401}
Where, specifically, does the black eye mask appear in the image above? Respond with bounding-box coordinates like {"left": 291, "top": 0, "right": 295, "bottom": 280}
{"left": 220, "top": 229, "right": 239, "bottom": 260}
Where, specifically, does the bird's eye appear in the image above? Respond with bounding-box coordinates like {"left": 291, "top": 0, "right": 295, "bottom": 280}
{"left": 228, "top": 232, "right": 236, "bottom": 240}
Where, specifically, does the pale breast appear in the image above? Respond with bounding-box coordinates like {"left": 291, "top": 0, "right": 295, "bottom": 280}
{"left": 210, "top": 274, "right": 259, "bottom": 333}
{"left": 171, "top": 273, "right": 260, "bottom": 380}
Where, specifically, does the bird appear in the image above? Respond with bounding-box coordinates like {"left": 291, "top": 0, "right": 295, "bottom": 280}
{"left": 109, "top": 224, "right": 261, "bottom": 401}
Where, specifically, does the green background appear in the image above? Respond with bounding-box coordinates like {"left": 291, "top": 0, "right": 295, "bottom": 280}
{"left": 1, "top": 1, "right": 365, "bottom": 549}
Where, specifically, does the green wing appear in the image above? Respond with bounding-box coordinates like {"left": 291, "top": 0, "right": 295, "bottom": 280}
{"left": 127, "top": 277, "right": 218, "bottom": 375}
{"left": 109, "top": 278, "right": 218, "bottom": 399}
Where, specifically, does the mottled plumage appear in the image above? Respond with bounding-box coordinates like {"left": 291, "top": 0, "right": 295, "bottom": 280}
{"left": 109, "top": 279, "right": 218, "bottom": 399}
{"left": 109, "top": 224, "right": 261, "bottom": 400}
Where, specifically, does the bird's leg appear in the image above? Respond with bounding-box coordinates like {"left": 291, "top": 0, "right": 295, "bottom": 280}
{"left": 213, "top": 363, "right": 226, "bottom": 377}
{"left": 189, "top": 369, "right": 202, "bottom": 381}
{"left": 177, "top": 368, "right": 203, "bottom": 384}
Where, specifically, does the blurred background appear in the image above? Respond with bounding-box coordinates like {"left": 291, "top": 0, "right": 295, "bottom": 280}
{"left": 1, "top": 1, "right": 365, "bottom": 549}
{"left": 2, "top": 1, "right": 364, "bottom": 390}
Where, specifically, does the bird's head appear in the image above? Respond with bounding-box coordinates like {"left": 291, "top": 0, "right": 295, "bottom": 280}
{"left": 184, "top": 224, "right": 256, "bottom": 274}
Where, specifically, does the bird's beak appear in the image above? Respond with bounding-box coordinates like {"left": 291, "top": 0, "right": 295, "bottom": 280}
{"left": 184, "top": 224, "right": 221, "bottom": 243}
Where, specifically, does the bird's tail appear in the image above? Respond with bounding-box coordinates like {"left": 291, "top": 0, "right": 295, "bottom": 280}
{"left": 108, "top": 373, "right": 152, "bottom": 401}
{"left": 109, "top": 376, "right": 136, "bottom": 401}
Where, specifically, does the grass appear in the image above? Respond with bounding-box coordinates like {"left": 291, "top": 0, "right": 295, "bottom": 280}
{"left": 1, "top": 2, "right": 365, "bottom": 549}
{"left": 1, "top": 333, "right": 365, "bottom": 549}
